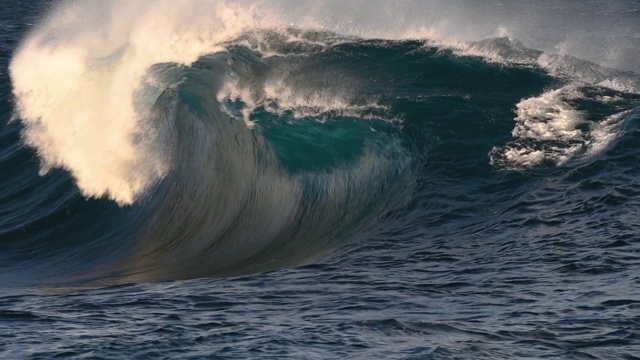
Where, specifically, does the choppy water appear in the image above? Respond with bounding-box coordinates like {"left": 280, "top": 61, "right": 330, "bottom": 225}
{"left": 2, "top": 1, "right": 640, "bottom": 358}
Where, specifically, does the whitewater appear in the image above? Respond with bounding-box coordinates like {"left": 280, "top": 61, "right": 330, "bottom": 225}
{"left": 2, "top": 0, "right": 640, "bottom": 358}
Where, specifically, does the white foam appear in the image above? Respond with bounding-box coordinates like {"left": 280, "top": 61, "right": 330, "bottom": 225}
{"left": 491, "top": 86, "right": 630, "bottom": 169}
{"left": 217, "top": 77, "right": 396, "bottom": 128}
{"left": 585, "top": 110, "right": 632, "bottom": 157}
{"left": 596, "top": 79, "right": 640, "bottom": 94}
{"left": 498, "top": 148, "right": 546, "bottom": 168}
{"left": 511, "top": 87, "right": 585, "bottom": 142}
{"left": 228, "top": 28, "right": 354, "bottom": 58}
{"left": 10, "top": 1, "right": 272, "bottom": 205}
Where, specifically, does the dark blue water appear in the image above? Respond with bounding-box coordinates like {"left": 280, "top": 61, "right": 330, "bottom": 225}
{"left": 2, "top": 1, "right": 640, "bottom": 358}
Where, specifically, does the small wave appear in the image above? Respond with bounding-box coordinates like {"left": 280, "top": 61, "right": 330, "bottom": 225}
{"left": 490, "top": 86, "right": 633, "bottom": 169}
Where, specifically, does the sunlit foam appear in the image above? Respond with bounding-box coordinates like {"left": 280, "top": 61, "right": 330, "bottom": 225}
{"left": 490, "top": 86, "right": 630, "bottom": 169}
{"left": 10, "top": 1, "right": 264, "bottom": 204}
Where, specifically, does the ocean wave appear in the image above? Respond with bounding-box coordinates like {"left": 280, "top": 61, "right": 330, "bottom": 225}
{"left": 5, "top": 0, "right": 640, "bottom": 285}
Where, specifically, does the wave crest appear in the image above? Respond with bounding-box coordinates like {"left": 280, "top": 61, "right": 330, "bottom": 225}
{"left": 9, "top": 0, "right": 266, "bottom": 204}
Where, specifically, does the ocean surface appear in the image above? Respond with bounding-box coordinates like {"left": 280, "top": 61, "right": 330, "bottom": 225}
{"left": 2, "top": 1, "right": 640, "bottom": 358}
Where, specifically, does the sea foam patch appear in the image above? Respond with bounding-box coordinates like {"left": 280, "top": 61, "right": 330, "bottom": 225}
{"left": 490, "top": 86, "right": 630, "bottom": 169}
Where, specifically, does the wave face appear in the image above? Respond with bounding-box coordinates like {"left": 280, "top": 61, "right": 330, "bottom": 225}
{"left": 3, "top": 0, "right": 640, "bottom": 286}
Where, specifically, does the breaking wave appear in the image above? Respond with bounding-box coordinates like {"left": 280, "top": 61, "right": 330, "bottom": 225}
{"left": 4, "top": 0, "right": 640, "bottom": 285}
